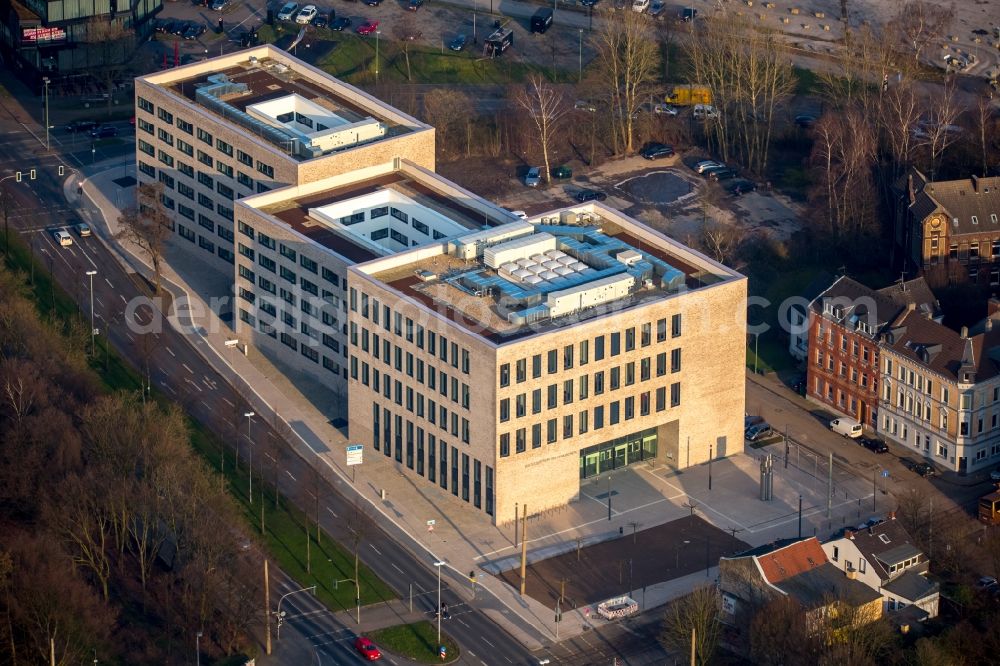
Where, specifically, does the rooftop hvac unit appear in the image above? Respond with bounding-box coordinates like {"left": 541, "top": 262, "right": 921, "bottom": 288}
{"left": 557, "top": 255, "right": 576, "bottom": 266}
{"left": 523, "top": 275, "right": 543, "bottom": 285}
{"left": 560, "top": 210, "right": 579, "bottom": 225}
{"left": 500, "top": 262, "right": 519, "bottom": 273}
{"left": 542, "top": 260, "right": 561, "bottom": 270}
{"left": 539, "top": 270, "right": 559, "bottom": 280}
{"left": 530, "top": 254, "right": 547, "bottom": 263}
{"left": 547, "top": 250, "right": 567, "bottom": 259}
{"left": 555, "top": 266, "right": 574, "bottom": 276}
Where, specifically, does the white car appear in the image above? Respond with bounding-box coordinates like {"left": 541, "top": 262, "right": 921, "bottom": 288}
{"left": 53, "top": 229, "right": 73, "bottom": 247}
{"left": 295, "top": 5, "right": 317, "bottom": 23}
{"left": 524, "top": 167, "right": 541, "bottom": 187}
{"left": 653, "top": 103, "right": 678, "bottom": 116}
{"left": 632, "top": 0, "right": 649, "bottom": 11}
{"left": 693, "top": 104, "right": 719, "bottom": 119}
{"left": 276, "top": 2, "right": 299, "bottom": 20}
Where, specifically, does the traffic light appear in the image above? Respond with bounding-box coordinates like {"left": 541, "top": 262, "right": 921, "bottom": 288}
{"left": 58, "top": 165, "right": 64, "bottom": 176}
{"left": 29, "top": 169, "right": 36, "bottom": 180}
{"left": 14, "top": 171, "right": 20, "bottom": 182}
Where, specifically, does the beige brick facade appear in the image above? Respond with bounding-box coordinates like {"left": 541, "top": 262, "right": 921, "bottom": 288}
{"left": 347, "top": 207, "right": 747, "bottom": 524}
{"left": 134, "top": 45, "right": 434, "bottom": 275}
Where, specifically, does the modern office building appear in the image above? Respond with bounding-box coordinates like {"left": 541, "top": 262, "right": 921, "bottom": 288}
{"left": 232, "top": 158, "right": 516, "bottom": 410}
{"left": 133, "top": 45, "right": 435, "bottom": 275}
{"left": 346, "top": 205, "right": 747, "bottom": 523}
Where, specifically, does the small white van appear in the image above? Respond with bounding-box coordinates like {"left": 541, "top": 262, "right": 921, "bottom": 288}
{"left": 830, "top": 417, "right": 863, "bottom": 438}
{"left": 53, "top": 229, "right": 73, "bottom": 247}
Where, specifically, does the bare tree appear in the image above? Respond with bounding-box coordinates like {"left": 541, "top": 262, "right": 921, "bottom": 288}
{"left": 659, "top": 585, "right": 721, "bottom": 666}
{"left": 514, "top": 76, "right": 570, "bottom": 185}
{"left": 393, "top": 18, "right": 419, "bottom": 82}
{"left": 0, "top": 187, "right": 14, "bottom": 255}
{"left": 890, "top": 1, "right": 955, "bottom": 65}
{"left": 422, "top": 90, "right": 473, "bottom": 156}
{"left": 684, "top": 12, "right": 795, "bottom": 174}
{"left": 879, "top": 81, "right": 923, "bottom": 175}
{"left": 116, "top": 183, "right": 172, "bottom": 295}
{"left": 973, "top": 94, "right": 996, "bottom": 176}
{"left": 808, "top": 110, "right": 878, "bottom": 240}
{"left": 700, "top": 221, "right": 740, "bottom": 265}
{"left": 84, "top": 18, "right": 134, "bottom": 119}
{"left": 916, "top": 78, "right": 963, "bottom": 178}
{"left": 591, "top": 7, "right": 660, "bottom": 155}
{"left": 749, "top": 596, "right": 817, "bottom": 665}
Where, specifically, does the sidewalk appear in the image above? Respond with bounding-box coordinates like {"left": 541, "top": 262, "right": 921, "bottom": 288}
{"left": 68, "top": 161, "right": 772, "bottom": 650}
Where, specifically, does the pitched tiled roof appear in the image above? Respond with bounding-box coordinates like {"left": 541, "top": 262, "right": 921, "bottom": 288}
{"left": 882, "top": 309, "right": 1000, "bottom": 382}
{"left": 882, "top": 570, "right": 939, "bottom": 603}
{"left": 775, "top": 563, "right": 883, "bottom": 610}
{"left": 908, "top": 169, "right": 1000, "bottom": 236}
{"left": 812, "top": 275, "right": 938, "bottom": 336}
{"left": 841, "top": 518, "right": 924, "bottom": 582}
{"left": 753, "top": 537, "right": 829, "bottom": 584}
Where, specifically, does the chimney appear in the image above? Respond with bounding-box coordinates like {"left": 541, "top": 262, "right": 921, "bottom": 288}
{"left": 961, "top": 326, "right": 969, "bottom": 339}
{"left": 888, "top": 511, "right": 896, "bottom": 520}
{"left": 908, "top": 173, "right": 915, "bottom": 204}
{"left": 845, "top": 529, "right": 854, "bottom": 540}
{"left": 972, "top": 174, "right": 980, "bottom": 193}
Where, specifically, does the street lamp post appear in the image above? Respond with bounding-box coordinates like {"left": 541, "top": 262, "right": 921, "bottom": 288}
{"left": 273, "top": 585, "right": 317, "bottom": 641}
{"left": 578, "top": 30, "right": 583, "bottom": 83}
{"left": 42, "top": 76, "right": 50, "bottom": 151}
{"left": 195, "top": 631, "right": 202, "bottom": 666}
{"left": 245, "top": 411, "right": 255, "bottom": 500}
{"left": 375, "top": 31, "right": 381, "bottom": 84}
{"left": 606, "top": 474, "right": 612, "bottom": 521}
{"left": 86, "top": 270, "right": 97, "bottom": 356}
{"left": 434, "top": 560, "right": 446, "bottom": 651}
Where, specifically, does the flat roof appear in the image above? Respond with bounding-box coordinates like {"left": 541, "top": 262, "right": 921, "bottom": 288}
{"left": 243, "top": 163, "right": 515, "bottom": 264}
{"left": 356, "top": 205, "right": 741, "bottom": 343}
{"left": 138, "top": 46, "right": 428, "bottom": 161}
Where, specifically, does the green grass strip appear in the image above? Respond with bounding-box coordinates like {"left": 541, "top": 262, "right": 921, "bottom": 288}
{"left": 369, "top": 621, "right": 461, "bottom": 664}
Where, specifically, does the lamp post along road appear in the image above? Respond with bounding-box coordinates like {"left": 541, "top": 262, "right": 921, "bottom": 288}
{"left": 42, "top": 77, "right": 50, "bottom": 150}
{"left": 434, "top": 560, "right": 446, "bottom": 650}
{"left": 86, "top": 270, "right": 97, "bottom": 356}
{"left": 273, "top": 585, "right": 317, "bottom": 640}
{"left": 375, "top": 31, "right": 381, "bottom": 83}
{"left": 245, "top": 411, "right": 255, "bottom": 501}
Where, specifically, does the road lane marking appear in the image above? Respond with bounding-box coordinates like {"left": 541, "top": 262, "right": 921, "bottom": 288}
{"left": 95, "top": 296, "right": 104, "bottom": 307}
{"left": 223, "top": 397, "right": 235, "bottom": 407}
{"left": 286, "top": 470, "right": 297, "bottom": 481}
{"left": 119, "top": 295, "right": 127, "bottom": 304}
{"left": 104, "top": 278, "right": 113, "bottom": 288}
{"left": 200, "top": 400, "right": 213, "bottom": 411}
{"left": 457, "top": 619, "right": 469, "bottom": 628}
{"left": 186, "top": 379, "right": 203, "bottom": 392}
{"left": 125, "top": 332, "right": 134, "bottom": 342}
{"left": 482, "top": 638, "right": 495, "bottom": 648}
{"left": 370, "top": 544, "right": 382, "bottom": 555}
{"left": 391, "top": 563, "right": 404, "bottom": 575}
{"left": 325, "top": 506, "right": 338, "bottom": 519}
{"left": 166, "top": 347, "right": 175, "bottom": 357}
{"left": 182, "top": 363, "right": 193, "bottom": 374}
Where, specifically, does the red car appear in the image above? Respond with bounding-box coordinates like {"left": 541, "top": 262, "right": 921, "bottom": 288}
{"left": 356, "top": 19, "right": 379, "bottom": 35}
{"left": 354, "top": 636, "right": 382, "bottom": 661}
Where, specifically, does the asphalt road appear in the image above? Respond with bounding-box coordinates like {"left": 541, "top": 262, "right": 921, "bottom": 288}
{"left": 0, "top": 77, "right": 684, "bottom": 666}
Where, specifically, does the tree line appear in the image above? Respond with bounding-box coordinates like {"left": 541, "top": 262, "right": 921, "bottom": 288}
{"left": 0, "top": 259, "right": 261, "bottom": 663}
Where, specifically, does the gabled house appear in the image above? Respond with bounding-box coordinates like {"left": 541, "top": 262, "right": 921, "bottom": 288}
{"left": 807, "top": 275, "right": 939, "bottom": 427}
{"left": 878, "top": 303, "right": 1000, "bottom": 474}
{"left": 719, "top": 537, "right": 883, "bottom": 631}
{"left": 821, "top": 514, "right": 939, "bottom": 620}
{"left": 892, "top": 168, "right": 1000, "bottom": 287}
{"left": 789, "top": 271, "right": 833, "bottom": 363}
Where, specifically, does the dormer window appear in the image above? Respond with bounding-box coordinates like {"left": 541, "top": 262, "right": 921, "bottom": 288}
{"left": 879, "top": 533, "right": 891, "bottom": 544}
{"left": 991, "top": 214, "right": 998, "bottom": 224}
{"left": 972, "top": 215, "right": 979, "bottom": 225}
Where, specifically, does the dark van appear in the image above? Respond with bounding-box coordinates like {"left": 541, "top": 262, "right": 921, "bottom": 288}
{"left": 531, "top": 7, "right": 553, "bottom": 34}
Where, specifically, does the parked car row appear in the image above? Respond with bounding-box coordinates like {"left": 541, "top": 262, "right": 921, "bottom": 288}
{"left": 152, "top": 18, "right": 207, "bottom": 40}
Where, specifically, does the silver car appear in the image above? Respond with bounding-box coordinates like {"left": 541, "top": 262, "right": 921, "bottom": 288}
{"left": 524, "top": 167, "right": 541, "bottom": 187}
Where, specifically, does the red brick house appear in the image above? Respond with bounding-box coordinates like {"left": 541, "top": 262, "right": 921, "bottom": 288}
{"left": 807, "top": 276, "right": 938, "bottom": 427}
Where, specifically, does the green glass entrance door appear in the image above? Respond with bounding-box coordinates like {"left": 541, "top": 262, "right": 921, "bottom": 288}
{"left": 614, "top": 442, "right": 628, "bottom": 469}
{"left": 583, "top": 451, "right": 599, "bottom": 478}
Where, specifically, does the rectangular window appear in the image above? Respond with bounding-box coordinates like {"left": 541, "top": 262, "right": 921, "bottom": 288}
{"left": 670, "top": 382, "right": 681, "bottom": 407}
{"left": 611, "top": 332, "right": 621, "bottom": 356}
{"left": 671, "top": 348, "right": 682, "bottom": 373}
{"left": 595, "top": 336, "right": 605, "bottom": 360}
{"left": 257, "top": 161, "right": 274, "bottom": 178}
{"left": 177, "top": 118, "right": 193, "bottom": 134}
{"left": 138, "top": 117, "right": 154, "bottom": 134}
{"left": 196, "top": 128, "right": 213, "bottom": 145}
{"left": 671, "top": 314, "right": 682, "bottom": 337}
{"left": 157, "top": 107, "right": 173, "bottom": 124}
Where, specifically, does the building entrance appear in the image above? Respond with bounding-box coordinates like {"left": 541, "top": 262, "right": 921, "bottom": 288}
{"left": 579, "top": 428, "right": 657, "bottom": 479}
